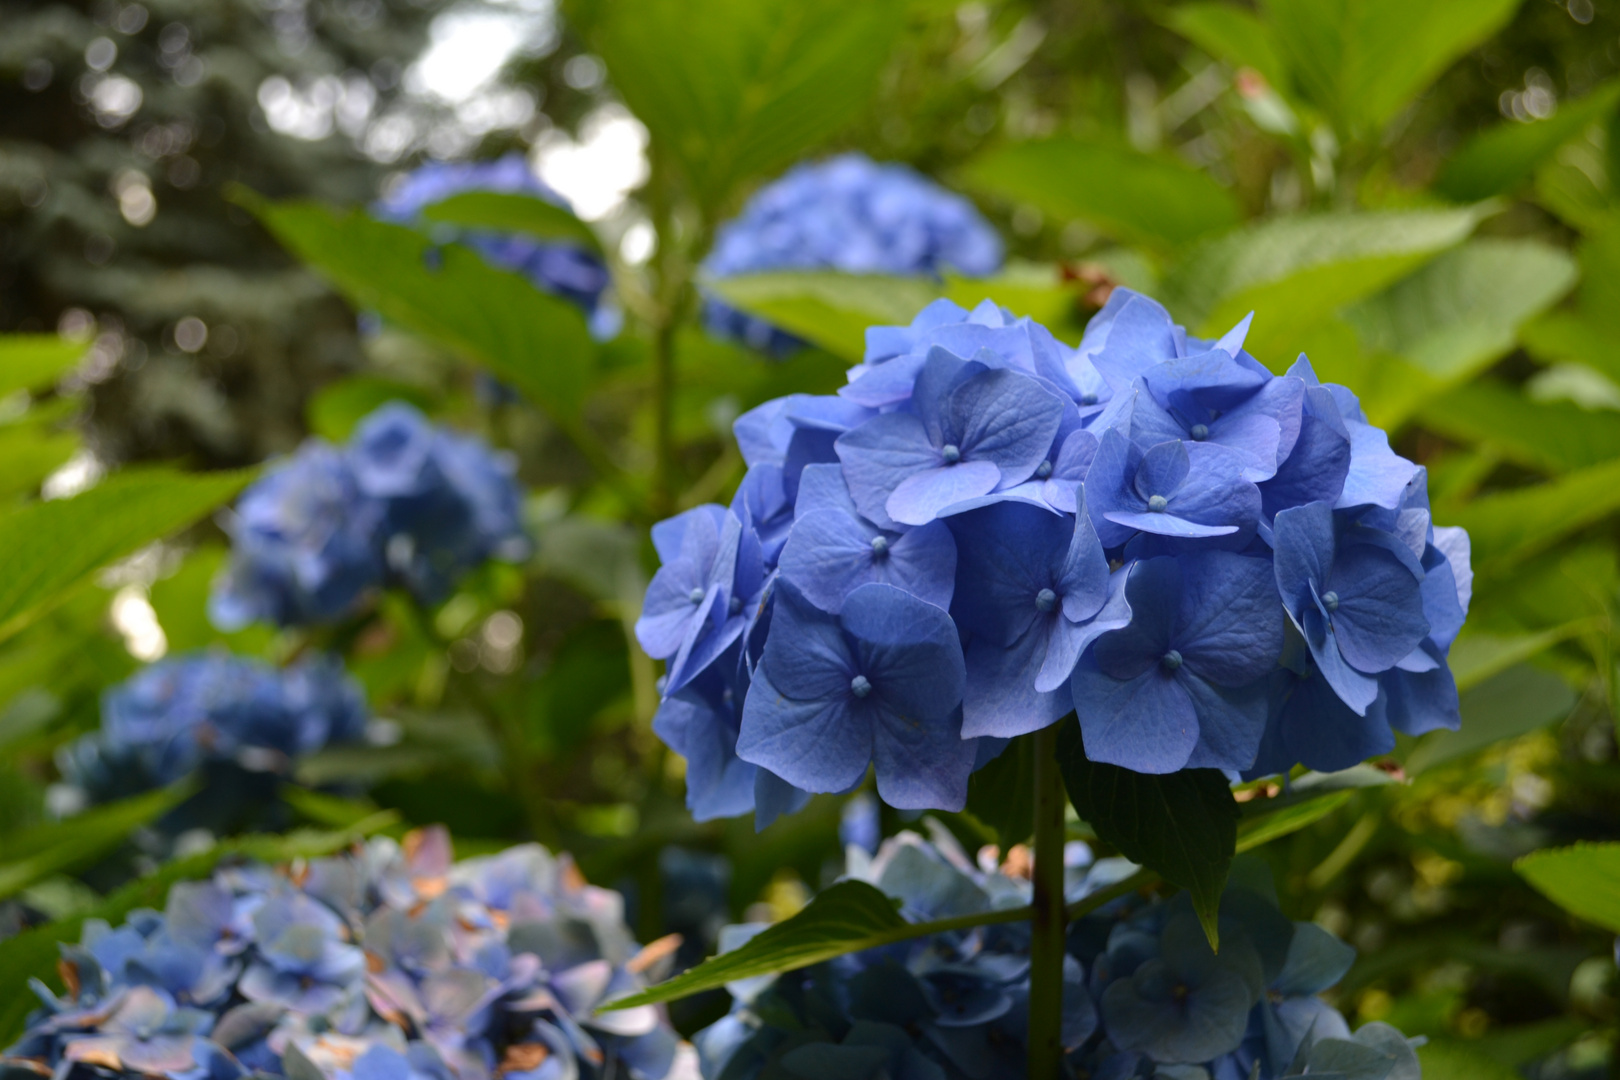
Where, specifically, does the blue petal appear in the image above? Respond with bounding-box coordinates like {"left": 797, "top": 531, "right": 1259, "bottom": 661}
{"left": 737, "top": 661, "right": 871, "bottom": 795}
{"left": 1325, "top": 544, "right": 1427, "bottom": 675}
{"left": 836, "top": 412, "right": 941, "bottom": 529}
{"left": 1181, "top": 674, "right": 1268, "bottom": 772}
{"left": 1272, "top": 922, "right": 1356, "bottom": 997}
{"left": 949, "top": 369, "right": 1065, "bottom": 482}
{"left": 962, "top": 623, "right": 1070, "bottom": 739}
{"left": 887, "top": 461, "right": 1002, "bottom": 526}
{"left": 1071, "top": 653, "right": 1199, "bottom": 774}
{"left": 1174, "top": 551, "right": 1284, "bottom": 687}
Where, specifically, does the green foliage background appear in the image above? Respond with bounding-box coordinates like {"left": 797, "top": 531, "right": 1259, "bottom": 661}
{"left": 7, "top": 0, "right": 1620, "bottom": 1074}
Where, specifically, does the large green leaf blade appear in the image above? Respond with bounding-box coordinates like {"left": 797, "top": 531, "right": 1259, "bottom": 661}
{"left": 0, "top": 467, "right": 254, "bottom": 642}
{"left": 1161, "top": 3, "right": 1287, "bottom": 90}
{"left": 0, "top": 785, "right": 191, "bottom": 900}
{"left": 420, "top": 191, "right": 603, "bottom": 255}
{"left": 1446, "top": 457, "right": 1620, "bottom": 575}
{"left": 1056, "top": 719, "right": 1238, "bottom": 947}
{"left": 602, "top": 879, "right": 906, "bottom": 1009}
{"left": 1438, "top": 81, "right": 1620, "bottom": 202}
{"left": 1405, "top": 664, "right": 1576, "bottom": 775}
{"left": 591, "top": 0, "right": 907, "bottom": 210}
{"left": 248, "top": 198, "right": 596, "bottom": 424}
{"left": 0, "top": 335, "right": 86, "bottom": 398}
{"left": 705, "top": 272, "right": 941, "bottom": 361}
{"left": 1161, "top": 207, "right": 1487, "bottom": 362}
{"left": 1516, "top": 842, "right": 1620, "bottom": 934}
{"left": 1419, "top": 381, "right": 1620, "bottom": 474}
{"left": 958, "top": 136, "right": 1242, "bottom": 250}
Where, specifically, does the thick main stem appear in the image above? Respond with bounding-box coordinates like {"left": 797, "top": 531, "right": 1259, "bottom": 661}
{"left": 1028, "top": 722, "right": 1068, "bottom": 1079}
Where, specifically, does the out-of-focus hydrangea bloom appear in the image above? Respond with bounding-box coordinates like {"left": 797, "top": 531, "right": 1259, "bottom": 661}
{"left": 701, "top": 154, "right": 1003, "bottom": 356}
{"left": 695, "top": 830, "right": 1415, "bottom": 1080}
{"left": 638, "top": 290, "right": 1470, "bottom": 826}
{"left": 59, "top": 651, "right": 367, "bottom": 813}
{"left": 375, "top": 154, "right": 617, "bottom": 338}
{"left": 212, "top": 403, "right": 530, "bottom": 630}
{"left": 0, "top": 828, "right": 696, "bottom": 1080}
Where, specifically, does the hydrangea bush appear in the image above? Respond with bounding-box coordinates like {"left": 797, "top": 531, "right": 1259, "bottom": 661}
{"left": 59, "top": 652, "right": 367, "bottom": 829}
{"left": 638, "top": 289, "right": 1471, "bottom": 824}
{"left": 375, "top": 155, "right": 617, "bottom": 338}
{"left": 695, "top": 828, "right": 1419, "bottom": 1080}
{"left": 701, "top": 154, "right": 1004, "bottom": 355}
{"left": 211, "top": 403, "right": 530, "bottom": 630}
{"left": 0, "top": 828, "right": 692, "bottom": 1080}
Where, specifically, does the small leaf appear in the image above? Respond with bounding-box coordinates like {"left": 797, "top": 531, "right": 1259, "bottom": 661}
{"left": 0, "top": 335, "right": 86, "bottom": 398}
{"left": 965, "top": 732, "right": 1037, "bottom": 850}
{"left": 1437, "top": 81, "right": 1620, "bottom": 202}
{"left": 1056, "top": 717, "right": 1237, "bottom": 948}
{"left": 958, "top": 136, "right": 1241, "bottom": 250}
{"left": 419, "top": 190, "right": 604, "bottom": 255}
{"left": 1446, "top": 457, "right": 1620, "bottom": 574}
{"left": 705, "top": 272, "right": 941, "bottom": 361}
{"left": 601, "top": 879, "right": 906, "bottom": 1009}
{"left": 1516, "top": 841, "right": 1620, "bottom": 934}
{"left": 0, "top": 467, "right": 255, "bottom": 643}
{"left": 1236, "top": 791, "right": 1353, "bottom": 853}
{"left": 1448, "top": 622, "right": 1602, "bottom": 693}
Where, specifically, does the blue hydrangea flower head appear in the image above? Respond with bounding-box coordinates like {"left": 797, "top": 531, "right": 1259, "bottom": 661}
{"left": 376, "top": 154, "right": 616, "bottom": 336}
{"left": 641, "top": 287, "right": 1471, "bottom": 826}
{"left": 702, "top": 154, "right": 1003, "bottom": 355}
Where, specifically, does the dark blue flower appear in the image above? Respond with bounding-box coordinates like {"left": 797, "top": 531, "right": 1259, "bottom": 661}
{"left": 1071, "top": 553, "right": 1283, "bottom": 774}
{"left": 737, "top": 581, "right": 974, "bottom": 810}
{"left": 375, "top": 154, "right": 615, "bottom": 337}
{"left": 703, "top": 154, "right": 1002, "bottom": 355}
{"left": 1085, "top": 430, "right": 1261, "bottom": 549}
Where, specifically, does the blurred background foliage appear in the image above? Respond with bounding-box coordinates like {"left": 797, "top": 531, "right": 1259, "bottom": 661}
{"left": 8, "top": 0, "right": 1620, "bottom": 1074}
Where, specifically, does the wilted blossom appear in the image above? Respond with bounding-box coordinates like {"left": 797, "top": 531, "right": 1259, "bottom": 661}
{"left": 212, "top": 403, "right": 530, "bottom": 629}
{"left": 59, "top": 651, "right": 367, "bottom": 819}
{"left": 694, "top": 829, "right": 1414, "bottom": 1080}
{"left": 640, "top": 289, "right": 1470, "bottom": 827}
{"left": 701, "top": 154, "right": 1003, "bottom": 356}
{"left": 0, "top": 828, "right": 695, "bottom": 1080}
{"left": 375, "top": 154, "right": 617, "bottom": 338}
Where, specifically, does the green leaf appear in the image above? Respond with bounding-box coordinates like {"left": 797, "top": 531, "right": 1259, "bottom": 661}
{"left": 1160, "top": 4, "right": 1288, "bottom": 96}
{"left": 604, "top": 879, "right": 906, "bottom": 1008}
{"left": 590, "top": 0, "right": 908, "bottom": 211}
{"left": 1056, "top": 718, "right": 1237, "bottom": 948}
{"left": 1418, "top": 380, "right": 1620, "bottom": 475}
{"left": 0, "top": 418, "right": 78, "bottom": 500}
{"left": 1236, "top": 791, "right": 1353, "bottom": 852}
{"left": 705, "top": 272, "right": 940, "bottom": 361}
{"left": 0, "top": 785, "right": 191, "bottom": 900}
{"left": 0, "top": 467, "right": 254, "bottom": 643}
{"left": 1405, "top": 664, "right": 1577, "bottom": 775}
{"left": 1161, "top": 206, "right": 1486, "bottom": 363}
{"left": 419, "top": 191, "right": 604, "bottom": 255}
{"left": 1446, "top": 456, "right": 1620, "bottom": 574}
{"left": 246, "top": 198, "right": 606, "bottom": 463}
{"left": 965, "top": 732, "right": 1037, "bottom": 850}
{"left": 958, "top": 136, "right": 1241, "bottom": 250}
{"left": 1416, "top": 1040, "right": 1529, "bottom": 1080}
{"left": 1339, "top": 239, "right": 1576, "bottom": 423}
{"left": 0, "top": 814, "right": 396, "bottom": 1044}
{"left": 1448, "top": 621, "right": 1603, "bottom": 692}
{"left": 1262, "top": 0, "right": 1523, "bottom": 136}
{"left": 1437, "top": 81, "right": 1620, "bottom": 202}
{"left": 0, "top": 335, "right": 85, "bottom": 398}
{"left": 1516, "top": 841, "right": 1620, "bottom": 933}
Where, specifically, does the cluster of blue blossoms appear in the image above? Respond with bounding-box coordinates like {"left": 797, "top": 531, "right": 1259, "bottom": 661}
{"left": 60, "top": 652, "right": 367, "bottom": 809}
{"left": 211, "top": 403, "right": 530, "bottom": 630}
{"left": 375, "top": 154, "right": 617, "bottom": 338}
{"left": 695, "top": 829, "right": 1419, "bottom": 1080}
{"left": 639, "top": 290, "right": 1470, "bottom": 823}
{"left": 0, "top": 828, "right": 690, "bottom": 1080}
{"left": 701, "top": 154, "right": 1004, "bottom": 356}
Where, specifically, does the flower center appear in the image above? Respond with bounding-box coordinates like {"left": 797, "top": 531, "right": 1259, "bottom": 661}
{"left": 941, "top": 444, "right": 962, "bottom": 465}
{"left": 850, "top": 674, "right": 873, "bottom": 698}
{"left": 870, "top": 535, "right": 890, "bottom": 556}
{"left": 1147, "top": 494, "right": 1169, "bottom": 512}
{"left": 1035, "top": 588, "right": 1057, "bottom": 613}
{"left": 688, "top": 587, "right": 706, "bottom": 604}
{"left": 1322, "top": 591, "right": 1340, "bottom": 612}
{"left": 729, "top": 595, "right": 743, "bottom": 616}
{"left": 1190, "top": 423, "right": 1209, "bottom": 441}
{"left": 1035, "top": 460, "right": 1053, "bottom": 480}
{"left": 1161, "top": 649, "right": 1183, "bottom": 671}
{"left": 1080, "top": 392, "right": 1098, "bottom": 406}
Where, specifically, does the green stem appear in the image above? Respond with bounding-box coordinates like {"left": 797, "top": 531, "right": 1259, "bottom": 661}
{"left": 1028, "top": 722, "right": 1068, "bottom": 1080}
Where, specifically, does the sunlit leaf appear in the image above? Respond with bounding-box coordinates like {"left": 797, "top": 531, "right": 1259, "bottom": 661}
{"left": 0, "top": 335, "right": 85, "bottom": 398}
{"left": 1418, "top": 380, "right": 1620, "bottom": 474}
{"left": 1447, "top": 457, "right": 1620, "bottom": 574}
{"left": 0, "top": 785, "right": 191, "bottom": 900}
{"left": 420, "top": 190, "right": 603, "bottom": 254}
{"left": 1162, "top": 3, "right": 1288, "bottom": 89}
{"left": 1516, "top": 841, "right": 1620, "bottom": 934}
{"left": 705, "top": 272, "right": 940, "bottom": 361}
{"left": 1438, "top": 81, "right": 1620, "bottom": 202}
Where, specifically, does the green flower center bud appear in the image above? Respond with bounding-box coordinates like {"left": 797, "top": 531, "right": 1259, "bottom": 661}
{"left": 870, "top": 535, "right": 890, "bottom": 556}
{"left": 688, "top": 587, "right": 706, "bottom": 604}
{"left": 1035, "top": 460, "right": 1053, "bottom": 480}
{"left": 1190, "top": 424, "right": 1210, "bottom": 441}
{"left": 850, "top": 674, "right": 873, "bottom": 698}
{"left": 1035, "top": 588, "right": 1057, "bottom": 612}
{"left": 1147, "top": 495, "right": 1169, "bottom": 512}
{"left": 941, "top": 444, "right": 962, "bottom": 465}
{"left": 1322, "top": 591, "right": 1339, "bottom": 612}
{"left": 1161, "top": 650, "right": 1183, "bottom": 671}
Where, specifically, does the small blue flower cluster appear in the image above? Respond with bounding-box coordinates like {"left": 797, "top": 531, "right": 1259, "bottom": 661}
{"left": 0, "top": 828, "right": 691, "bottom": 1080}
{"left": 638, "top": 292, "right": 1470, "bottom": 823}
{"left": 60, "top": 651, "right": 367, "bottom": 805}
{"left": 694, "top": 829, "right": 1417, "bottom": 1080}
{"left": 375, "top": 154, "right": 617, "bottom": 337}
{"left": 701, "top": 154, "right": 1004, "bottom": 356}
{"left": 212, "top": 403, "right": 530, "bottom": 630}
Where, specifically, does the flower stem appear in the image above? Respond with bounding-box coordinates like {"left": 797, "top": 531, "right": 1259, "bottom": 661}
{"left": 1028, "top": 721, "right": 1067, "bottom": 1080}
